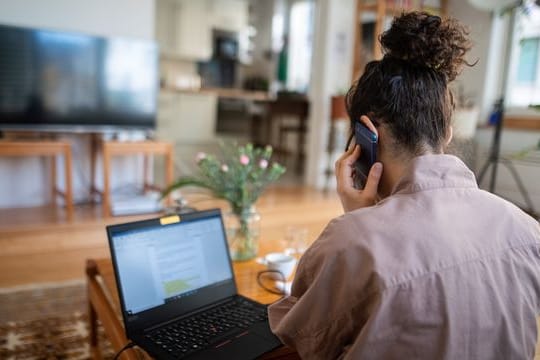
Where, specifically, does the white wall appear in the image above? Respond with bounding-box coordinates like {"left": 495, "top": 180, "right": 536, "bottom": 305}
{"left": 305, "top": 0, "right": 355, "bottom": 189}
{"left": 448, "top": 1, "right": 493, "bottom": 119}
{"left": 0, "top": 0, "right": 155, "bottom": 208}
{"left": 0, "top": 0, "right": 154, "bottom": 40}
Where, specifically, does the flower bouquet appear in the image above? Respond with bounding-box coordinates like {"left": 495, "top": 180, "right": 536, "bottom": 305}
{"left": 162, "top": 143, "right": 286, "bottom": 261}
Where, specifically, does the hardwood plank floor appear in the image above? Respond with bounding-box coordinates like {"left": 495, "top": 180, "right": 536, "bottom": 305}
{"left": 0, "top": 186, "right": 343, "bottom": 287}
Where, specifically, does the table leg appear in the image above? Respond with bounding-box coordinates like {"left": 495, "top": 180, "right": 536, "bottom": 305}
{"left": 64, "top": 145, "right": 74, "bottom": 219}
{"left": 87, "top": 286, "right": 102, "bottom": 360}
{"left": 165, "top": 145, "right": 174, "bottom": 207}
{"left": 102, "top": 145, "right": 111, "bottom": 217}
{"left": 86, "top": 260, "right": 103, "bottom": 360}
{"left": 250, "top": 114, "right": 263, "bottom": 146}
{"left": 143, "top": 154, "right": 149, "bottom": 192}
{"left": 296, "top": 115, "right": 307, "bottom": 175}
{"left": 323, "top": 121, "right": 336, "bottom": 192}
{"left": 265, "top": 112, "right": 273, "bottom": 148}
{"left": 86, "top": 259, "right": 140, "bottom": 360}
{"left": 90, "top": 134, "right": 101, "bottom": 202}
{"left": 50, "top": 154, "right": 57, "bottom": 203}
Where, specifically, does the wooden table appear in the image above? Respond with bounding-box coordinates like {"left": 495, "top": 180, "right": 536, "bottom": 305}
{"left": 0, "top": 140, "right": 74, "bottom": 218}
{"left": 86, "top": 258, "right": 299, "bottom": 359}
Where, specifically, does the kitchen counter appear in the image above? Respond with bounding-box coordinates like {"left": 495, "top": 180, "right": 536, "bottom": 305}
{"left": 161, "top": 87, "right": 273, "bottom": 102}
{"left": 504, "top": 116, "right": 540, "bottom": 131}
{"left": 477, "top": 116, "right": 540, "bottom": 132}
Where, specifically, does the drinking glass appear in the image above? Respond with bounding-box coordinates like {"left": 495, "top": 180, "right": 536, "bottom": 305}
{"left": 283, "top": 225, "right": 309, "bottom": 257}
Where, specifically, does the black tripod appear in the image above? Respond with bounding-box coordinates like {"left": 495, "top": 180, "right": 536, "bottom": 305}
{"left": 477, "top": 98, "right": 537, "bottom": 217}
{"left": 476, "top": 3, "right": 538, "bottom": 218}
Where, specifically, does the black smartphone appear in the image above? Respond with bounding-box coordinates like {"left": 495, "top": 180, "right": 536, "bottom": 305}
{"left": 352, "top": 122, "right": 378, "bottom": 189}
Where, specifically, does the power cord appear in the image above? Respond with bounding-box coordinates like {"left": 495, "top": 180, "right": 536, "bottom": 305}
{"left": 113, "top": 341, "right": 136, "bottom": 360}
{"left": 256, "top": 270, "right": 287, "bottom": 299}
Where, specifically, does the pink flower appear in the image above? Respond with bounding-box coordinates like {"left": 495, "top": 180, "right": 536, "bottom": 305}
{"left": 259, "top": 159, "right": 268, "bottom": 169}
{"left": 196, "top": 152, "right": 206, "bottom": 163}
{"left": 221, "top": 164, "right": 229, "bottom": 172}
{"left": 239, "top": 154, "right": 250, "bottom": 165}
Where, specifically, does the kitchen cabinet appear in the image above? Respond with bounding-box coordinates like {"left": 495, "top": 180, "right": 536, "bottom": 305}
{"left": 156, "top": 92, "right": 218, "bottom": 143}
{"left": 154, "top": 91, "right": 217, "bottom": 183}
{"left": 155, "top": 0, "right": 175, "bottom": 53}
{"left": 155, "top": 0, "right": 248, "bottom": 61}
{"left": 210, "top": 0, "right": 248, "bottom": 32}
{"left": 155, "top": 0, "right": 212, "bottom": 61}
{"left": 175, "top": 0, "right": 213, "bottom": 61}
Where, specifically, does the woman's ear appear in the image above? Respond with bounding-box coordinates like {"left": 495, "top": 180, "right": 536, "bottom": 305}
{"left": 360, "top": 115, "right": 379, "bottom": 137}
{"left": 446, "top": 126, "right": 453, "bottom": 146}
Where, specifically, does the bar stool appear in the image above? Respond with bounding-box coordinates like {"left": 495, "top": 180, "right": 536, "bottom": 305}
{"left": 92, "top": 140, "right": 174, "bottom": 217}
{"left": 0, "top": 140, "right": 74, "bottom": 218}
{"left": 266, "top": 97, "right": 310, "bottom": 174}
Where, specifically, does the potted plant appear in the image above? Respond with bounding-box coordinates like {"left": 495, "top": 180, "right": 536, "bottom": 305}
{"left": 162, "top": 143, "right": 286, "bottom": 261}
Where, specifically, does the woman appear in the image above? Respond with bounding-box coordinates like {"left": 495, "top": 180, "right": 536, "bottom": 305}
{"left": 268, "top": 11, "right": 540, "bottom": 359}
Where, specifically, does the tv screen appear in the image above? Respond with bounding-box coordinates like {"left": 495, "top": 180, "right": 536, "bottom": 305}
{"left": 0, "top": 24, "right": 158, "bottom": 132}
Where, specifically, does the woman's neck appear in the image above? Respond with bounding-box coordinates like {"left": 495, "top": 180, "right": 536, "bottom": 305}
{"left": 375, "top": 126, "right": 444, "bottom": 198}
{"left": 378, "top": 157, "right": 409, "bottom": 198}
{"left": 378, "top": 150, "right": 442, "bottom": 198}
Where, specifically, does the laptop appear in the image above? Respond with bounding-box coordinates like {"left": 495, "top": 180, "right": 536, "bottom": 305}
{"left": 107, "top": 208, "right": 282, "bottom": 359}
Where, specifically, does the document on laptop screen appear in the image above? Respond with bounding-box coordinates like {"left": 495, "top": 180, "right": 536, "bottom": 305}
{"left": 112, "top": 216, "right": 233, "bottom": 314}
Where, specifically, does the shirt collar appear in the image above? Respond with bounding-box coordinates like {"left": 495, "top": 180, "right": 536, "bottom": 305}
{"left": 391, "top": 154, "right": 478, "bottom": 195}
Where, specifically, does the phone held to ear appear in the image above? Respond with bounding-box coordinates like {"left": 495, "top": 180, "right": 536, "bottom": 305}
{"left": 353, "top": 122, "right": 378, "bottom": 189}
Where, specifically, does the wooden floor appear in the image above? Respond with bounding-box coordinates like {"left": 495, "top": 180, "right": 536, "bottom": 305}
{"left": 0, "top": 186, "right": 343, "bottom": 287}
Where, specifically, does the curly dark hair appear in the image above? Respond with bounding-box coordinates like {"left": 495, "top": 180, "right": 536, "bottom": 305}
{"left": 346, "top": 11, "right": 473, "bottom": 155}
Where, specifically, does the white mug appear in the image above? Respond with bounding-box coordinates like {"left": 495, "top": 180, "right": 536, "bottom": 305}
{"left": 257, "top": 252, "right": 297, "bottom": 280}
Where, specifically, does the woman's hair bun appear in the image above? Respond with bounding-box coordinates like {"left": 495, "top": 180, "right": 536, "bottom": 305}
{"left": 380, "top": 11, "right": 472, "bottom": 82}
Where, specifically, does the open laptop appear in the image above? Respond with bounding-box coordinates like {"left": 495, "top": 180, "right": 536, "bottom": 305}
{"left": 107, "top": 209, "right": 282, "bottom": 359}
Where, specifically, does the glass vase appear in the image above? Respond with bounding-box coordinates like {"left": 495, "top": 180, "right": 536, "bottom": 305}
{"left": 225, "top": 206, "right": 261, "bottom": 261}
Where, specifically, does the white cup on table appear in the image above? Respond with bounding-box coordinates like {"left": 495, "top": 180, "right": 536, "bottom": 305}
{"left": 257, "top": 252, "right": 297, "bottom": 280}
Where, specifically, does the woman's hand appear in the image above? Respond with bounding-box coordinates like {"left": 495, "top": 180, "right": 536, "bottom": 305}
{"left": 335, "top": 145, "right": 383, "bottom": 213}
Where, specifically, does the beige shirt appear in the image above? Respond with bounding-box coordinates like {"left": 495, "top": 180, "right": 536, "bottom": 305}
{"left": 268, "top": 155, "right": 540, "bottom": 359}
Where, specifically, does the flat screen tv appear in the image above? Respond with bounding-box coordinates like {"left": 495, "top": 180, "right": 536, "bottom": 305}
{"left": 0, "top": 24, "right": 158, "bottom": 132}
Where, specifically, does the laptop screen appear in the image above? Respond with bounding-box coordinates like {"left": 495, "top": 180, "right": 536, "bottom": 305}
{"left": 110, "top": 212, "right": 234, "bottom": 315}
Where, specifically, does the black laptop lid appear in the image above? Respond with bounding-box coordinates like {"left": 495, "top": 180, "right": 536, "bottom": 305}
{"left": 107, "top": 209, "right": 237, "bottom": 337}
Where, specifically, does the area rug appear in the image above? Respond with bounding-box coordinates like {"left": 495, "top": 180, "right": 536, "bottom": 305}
{"left": 0, "top": 280, "right": 115, "bottom": 359}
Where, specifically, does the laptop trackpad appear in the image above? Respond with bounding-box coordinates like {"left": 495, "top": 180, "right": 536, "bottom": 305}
{"left": 221, "top": 332, "right": 276, "bottom": 359}
{"left": 197, "top": 331, "right": 276, "bottom": 360}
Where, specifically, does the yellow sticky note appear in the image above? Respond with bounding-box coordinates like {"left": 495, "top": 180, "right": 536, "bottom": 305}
{"left": 160, "top": 215, "right": 180, "bottom": 225}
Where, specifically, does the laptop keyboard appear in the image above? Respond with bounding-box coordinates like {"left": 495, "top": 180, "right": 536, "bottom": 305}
{"left": 145, "top": 297, "right": 268, "bottom": 357}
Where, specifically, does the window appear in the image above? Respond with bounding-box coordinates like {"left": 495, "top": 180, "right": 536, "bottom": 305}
{"left": 516, "top": 37, "right": 539, "bottom": 84}
{"left": 286, "top": 1, "right": 314, "bottom": 93}
{"left": 507, "top": 4, "right": 540, "bottom": 107}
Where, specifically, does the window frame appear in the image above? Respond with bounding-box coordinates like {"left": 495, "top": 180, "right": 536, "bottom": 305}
{"left": 506, "top": 5, "right": 540, "bottom": 111}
